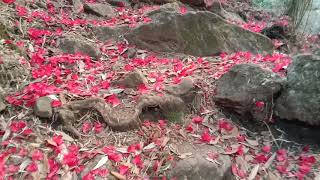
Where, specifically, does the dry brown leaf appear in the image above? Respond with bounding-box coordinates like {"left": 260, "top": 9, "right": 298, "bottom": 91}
{"left": 235, "top": 156, "right": 249, "bottom": 171}
{"left": 267, "top": 171, "right": 281, "bottom": 180}
{"left": 264, "top": 153, "right": 276, "bottom": 169}
{"left": 210, "top": 135, "right": 220, "bottom": 145}
{"left": 179, "top": 152, "right": 192, "bottom": 159}
{"left": 248, "top": 164, "right": 260, "bottom": 180}
{"left": 55, "top": 131, "right": 75, "bottom": 142}
{"left": 161, "top": 137, "right": 170, "bottom": 147}
{"left": 111, "top": 171, "right": 126, "bottom": 180}
{"left": 245, "top": 138, "right": 259, "bottom": 146}
{"left": 46, "top": 139, "right": 58, "bottom": 147}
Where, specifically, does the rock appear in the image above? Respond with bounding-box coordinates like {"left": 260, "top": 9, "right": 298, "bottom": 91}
{"left": 57, "top": 37, "right": 100, "bottom": 59}
{"left": 132, "top": 0, "right": 175, "bottom": 5}
{"left": 34, "top": 96, "right": 53, "bottom": 118}
{"left": 167, "top": 143, "right": 233, "bottom": 180}
{"left": 165, "top": 77, "right": 199, "bottom": 105}
{"left": 180, "top": 0, "right": 217, "bottom": 8}
{"left": 125, "top": 11, "right": 274, "bottom": 56}
{"left": 0, "top": 53, "right": 30, "bottom": 89}
{"left": 92, "top": 26, "right": 128, "bottom": 42}
{"left": 120, "top": 70, "right": 148, "bottom": 88}
{"left": 262, "top": 24, "right": 288, "bottom": 39}
{"left": 214, "top": 64, "right": 284, "bottom": 122}
{"left": 107, "top": 0, "right": 131, "bottom": 7}
{"left": 275, "top": 54, "right": 320, "bottom": 125}
{"left": 84, "top": 3, "right": 115, "bottom": 18}
{"left": 72, "top": 0, "right": 84, "bottom": 13}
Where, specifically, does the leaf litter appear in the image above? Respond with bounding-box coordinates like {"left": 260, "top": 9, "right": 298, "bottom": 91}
{"left": 0, "top": 0, "right": 319, "bottom": 179}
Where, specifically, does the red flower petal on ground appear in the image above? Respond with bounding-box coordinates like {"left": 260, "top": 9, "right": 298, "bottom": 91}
{"left": 52, "top": 134, "right": 64, "bottom": 146}
{"left": 2, "top": 0, "right": 15, "bottom": 4}
{"left": 48, "top": 159, "right": 60, "bottom": 178}
{"left": 299, "top": 164, "right": 311, "bottom": 174}
{"left": 236, "top": 134, "right": 246, "bottom": 142}
{"left": 106, "top": 94, "right": 121, "bottom": 107}
{"left": 102, "top": 146, "right": 115, "bottom": 154}
{"left": 179, "top": 6, "right": 187, "bottom": 14}
{"left": 200, "top": 130, "right": 212, "bottom": 143}
{"left": 218, "top": 119, "right": 234, "bottom": 132}
{"left": 83, "top": 172, "right": 95, "bottom": 180}
{"left": 185, "top": 124, "right": 194, "bottom": 133}
{"left": 133, "top": 155, "right": 144, "bottom": 169}
{"left": 108, "top": 153, "right": 122, "bottom": 162}
{"left": 10, "top": 120, "right": 26, "bottom": 133}
{"left": 262, "top": 145, "right": 271, "bottom": 153}
{"left": 26, "top": 162, "right": 38, "bottom": 172}
{"left": 95, "top": 168, "right": 109, "bottom": 177}
{"left": 63, "top": 152, "right": 79, "bottom": 167}
{"left": 101, "top": 81, "right": 110, "bottom": 89}
{"left": 138, "top": 84, "right": 149, "bottom": 94}
{"left": 94, "top": 121, "right": 104, "bottom": 133}
{"left": 192, "top": 116, "right": 203, "bottom": 124}
{"left": 276, "top": 165, "right": 288, "bottom": 174}
{"left": 51, "top": 100, "right": 62, "bottom": 107}
{"left": 255, "top": 101, "right": 265, "bottom": 108}
{"left": 31, "top": 150, "right": 43, "bottom": 161}
{"left": 82, "top": 121, "right": 92, "bottom": 134}
{"left": 22, "top": 128, "right": 33, "bottom": 135}
{"left": 153, "top": 160, "right": 160, "bottom": 172}
{"left": 158, "top": 120, "right": 167, "bottom": 129}
{"left": 276, "top": 149, "right": 287, "bottom": 162}
{"left": 119, "top": 165, "right": 129, "bottom": 175}
{"left": 254, "top": 153, "right": 268, "bottom": 163}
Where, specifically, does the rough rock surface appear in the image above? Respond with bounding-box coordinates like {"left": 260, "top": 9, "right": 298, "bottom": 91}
{"left": 0, "top": 54, "right": 30, "bottom": 88}
{"left": 165, "top": 77, "right": 199, "bottom": 105}
{"left": 57, "top": 37, "right": 101, "bottom": 59}
{"left": 34, "top": 96, "right": 53, "bottom": 118}
{"left": 275, "top": 54, "right": 320, "bottom": 125}
{"left": 84, "top": 3, "right": 115, "bottom": 18}
{"left": 121, "top": 70, "right": 148, "bottom": 88}
{"left": 167, "top": 143, "right": 233, "bottom": 180}
{"left": 92, "top": 26, "right": 129, "bottom": 42}
{"left": 125, "top": 11, "right": 274, "bottom": 56}
{"left": 214, "top": 64, "right": 284, "bottom": 121}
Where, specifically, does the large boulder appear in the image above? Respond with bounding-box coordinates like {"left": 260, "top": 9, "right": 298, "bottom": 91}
{"left": 125, "top": 11, "right": 274, "bottom": 56}
{"left": 214, "top": 64, "right": 284, "bottom": 121}
{"left": 57, "top": 37, "right": 101, "bottom": 59}
{"left": 275, "top": 54, "right": 320, "bottom": 125}
{"left": 167, "top": 143, "right": 233, "bottom": 180}
{"left": 84, "top": 3, "right": 115, "bottom": 18}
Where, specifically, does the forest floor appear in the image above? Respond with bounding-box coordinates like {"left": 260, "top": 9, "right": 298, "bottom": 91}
{"left": 0, "top": 0, "right": 320, "bottom": 179}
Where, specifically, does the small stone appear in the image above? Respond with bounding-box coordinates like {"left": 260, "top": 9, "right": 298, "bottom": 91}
{"left": 167, "top": 143, "right": 233, "bottom": 180}
{"left": 84, "top": 3, "right": 115, "bottom": 18}
{"left": 57, "top": 37, "right": 100, "bottom": 59}
{"left": 122, "top": 70, "right": 147, "bottom": 88}
{"left": 34, "top": 96, "right": 53, "bottom": 118}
